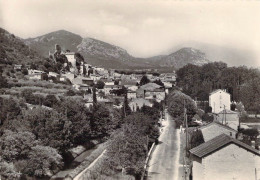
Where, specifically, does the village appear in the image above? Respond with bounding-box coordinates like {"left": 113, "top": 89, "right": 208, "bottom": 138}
{"left": 8, "top": 44, "right": 260, "bottom": 180}
{"left": 1, "top": 1, "right": 260, "bottom": 179}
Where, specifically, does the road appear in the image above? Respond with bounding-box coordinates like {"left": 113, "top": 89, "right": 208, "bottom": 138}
{"left": 146, "top": 112, "right": 182, "bottom": 180}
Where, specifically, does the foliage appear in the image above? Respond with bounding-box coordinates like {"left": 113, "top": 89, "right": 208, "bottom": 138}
{"left": 201, "top": 113, "right": 214, "bottom": 122}
{"left": 189, "top": 129, "right": 205, "bottom": 149}
{"left": 239, "top": 77, "right": 260, "bottom": 116}
{"left": 0, "top": 74, "right": 8, "bottom": 88}
{"left": 110, "top": 86, "right": 127, "bottom": 96}
{"left": 22, "top": 108, "right": 71, "bottom": 151}
{"left": 93, "top": 87, "right": 97, "bottom": 104}
{"left": 0, "top": 97, "right": 21, "bottom": 125}
{"left": 0, "top": 130, "right": 38, "bottom": 161}
{"left": 92, "top": 103, "right": 113, "bottom": 136}
{"left": 66, "top": 89, "right": 76, "bottom": 96}
{"left": 140, "top": 75, "right": 150, "bottom": 86}
{"left": 153, "top": 79, "right": 164, "bottom": 87}
{"left": 0, "top": 159, "right": 21, "bottom": 180}
{"left": 96, "top": 80, "right": 105, "bottom": 89}
{"left": 21, "top": 145, "right": 63, "bottom": 177}
{"left": 54, "top": 99, "right": 91, "bottom": 145}
{"left": 107, "top": 129, "right": 146, "bottom": 178}
{"left": 167, "top": 90, "right": 197, "bottom": 122}
{"left": 176, "top": 62, "right": 260, "bottom": 102}
{"left": 43, "top": 94, "right": 59, "bottom": 108}
{"left": 122, "top": 94, "right": 131, "bottom": 118}
{"left": 241, "top": 128, "right": 259, "bottom": 140}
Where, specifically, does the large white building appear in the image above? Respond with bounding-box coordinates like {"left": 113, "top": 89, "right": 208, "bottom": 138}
{"left": 209, "top": 89, "right": 231, "bottom": 113}
{"left": 190, "top": 134, "right": 260, "bottom": 180}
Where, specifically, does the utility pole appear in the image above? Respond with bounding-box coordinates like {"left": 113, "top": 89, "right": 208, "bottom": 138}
{"left": 184, "top": 100, "right": 188, "bottom": 157}
{"left": 224, "top": 105, "right": 226, "bottom": 125}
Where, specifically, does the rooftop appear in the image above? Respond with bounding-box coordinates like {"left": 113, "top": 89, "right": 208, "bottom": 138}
{"left": 189, "top": 134, "right": 260, "bottom": 158}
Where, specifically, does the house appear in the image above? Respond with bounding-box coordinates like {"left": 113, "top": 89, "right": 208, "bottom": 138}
{"left": 48, "top": 72, "right": 59, "bottom": 78}
{"left": 64, "top": 52, "right": 76, "bottom": 67}
{"left": 215, "top": 109, "right": 239, "bottom": 130}
{"left": 129, "top": 98, "right": 153, "bottom": 112}
{"left": 28, "top": 73, "right": 44, "bottom": 80}
{"left": 62, "top": 73, "right": 76, "bottom": 82}
{"left": 190, "top": 134, "right": 260, "bottom": 180}
{"left": 28, "top": 69, "right": 44, "bottom": 75}
{"left": 136, "top": 83, "right": 163, "bottom": 98}
{"left": 209, "top": 89, "right": 231, "bottom": 113}
{"left": 198, "top": 122, "right": 237, "bottom": 142}
{"left": 127, "top": 91, "right": 137, "bottom": 99}
{"left": 124, "top": 85, "right": 138, "bottom": 91}
{"left": 14, "top": 64, "right": 22, "bottom": 70}
{"left": 144, "top": 89, "right": 165, "bottom": 102}
{"left": 72, "top": 77, "right": 94, "bottom": 86}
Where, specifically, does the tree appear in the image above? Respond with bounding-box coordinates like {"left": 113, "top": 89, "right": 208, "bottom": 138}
{"left": 189, "top": 129, "right": 205, "bottom": 149}
{"left": 43, "top": 94, "right": 59, "bottom": 108}
{"left": 122, "top": 94, "right": 131, "bottom": 118}
{"left": 21, "top": 145, "right": 63, "bottom": 178}
{"left": 54, "top": 99, "right": 91, "bottom": 145}
{"left": 95, "top": 80, "right": 105, "bottom": 89}
{"left": 91, "top": 103, "right": 112, "bottom": 136}
{"left": 239, "top": 77, "right": 260, "bottom": 116}
{"left": 140, "top": 75, "right": 150, "bottom": 86}
{"left": 22, "top": 108, "right": 71, "bottom": 151}
{"left": 0, "top": 97, "right": 21, "bottom": 125}
{"left": 153, "top": 79, "right": 164, "bottom": 87}
{"left": 92, "top": 87, "right": 97, "bottom": 104}
{"left": 107, "top": 127, "right": 147, "bottom": 178}
{"left": 167, "top": 90, "right": 197, "bottom": 122}
{"left": 241, "top": 128, "right": 259, "bottom": 141}
{"left": 0, "top": 158, "right": 21, "bottom": 180}
{"left": 0, "top": 74, "right": 8, "bottom": 88}
{"left": 66, "top": 89, "right": 76, "bottom": 96}
{"left": 0, "top": 130, "right": 38, "bottom": 161}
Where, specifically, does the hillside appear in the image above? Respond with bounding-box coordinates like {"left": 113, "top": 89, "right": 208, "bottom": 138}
{"left": 23, "top": 29, "right": 211, "bottom": 69}
{"left": 25, "top": 30, "right": 82, "bottom": 57}
{"left": 0, "top": 28, "right": 43, "bottom": 65}
{"left": 143, "top": 48, "right": 210, "bottom": 69}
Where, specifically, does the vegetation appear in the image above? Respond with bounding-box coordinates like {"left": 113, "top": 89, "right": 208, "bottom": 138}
{"left": 167, "top": 90, "right": 197, "bottom": 123}
{"left": 140, "top": 75, "right": 150, "bottom": 86}
{"left": 176, "top": 62, "right": 260, "bottom": 103}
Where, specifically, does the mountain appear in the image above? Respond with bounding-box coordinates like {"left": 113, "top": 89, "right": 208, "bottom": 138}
{"left": 169, "top": 41, "right": 257, "bottom": 67}
{"left": 143, "top": 47, "right": 209, "bottom": 69}
{"left": 25, "top": 30, "right": 82, "bottom": 57}
{"left": 0, "top": 28, "right": 43, "bottom": 65}
{"left": 23, "top": 30, "right": 210, "bottom": 69}
{"left": 77, "top": 38, "right": 151, "bottom": 69}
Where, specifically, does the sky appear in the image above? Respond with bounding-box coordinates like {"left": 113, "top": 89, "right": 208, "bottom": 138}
{"left": 0, "top": 0, "right": 260, "bottom": 67}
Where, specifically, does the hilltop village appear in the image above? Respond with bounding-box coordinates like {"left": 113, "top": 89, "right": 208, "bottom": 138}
{"left": 13, "top": 44, "right": 176, "bottom": 110}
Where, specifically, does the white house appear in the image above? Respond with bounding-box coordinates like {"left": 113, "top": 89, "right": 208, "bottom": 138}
{"left": 209, "top": 89, "right": 231, "bottom": 113}
{"left": 190, "top": 134, "right": 260, "bottom": 180}
{"left": 127, "top": 91, "right": 137, "bottom": 99}
{"left": 64, "top": 52, "right": 76, "bottom": 67}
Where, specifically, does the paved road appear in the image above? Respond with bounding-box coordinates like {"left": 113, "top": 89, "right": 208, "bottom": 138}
{"left": 146, "top": 113, "right": 182, "bottom": 180}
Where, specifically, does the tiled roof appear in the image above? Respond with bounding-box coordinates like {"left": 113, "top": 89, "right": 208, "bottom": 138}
{"left": 190, "top": 134, "right": 260, "bottom": 158}
{"left": 199, "top": 121, "right": 237, "bottom": 132}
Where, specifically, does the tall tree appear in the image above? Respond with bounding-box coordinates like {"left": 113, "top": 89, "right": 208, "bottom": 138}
{"left": 140, "top": 75, "right": 150, "bottom": 86}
